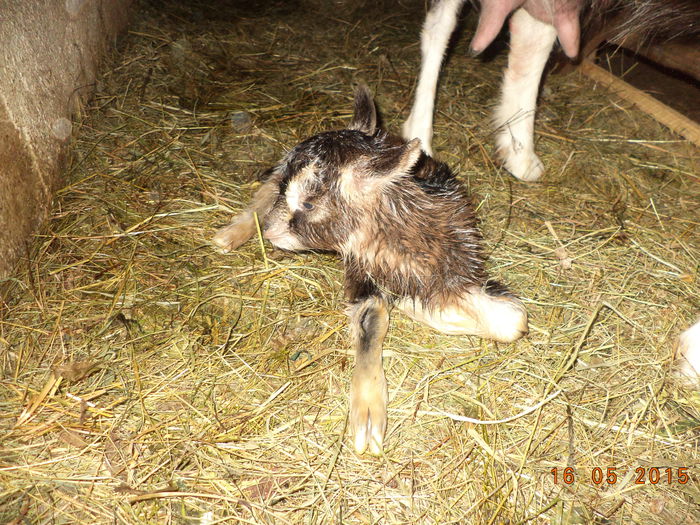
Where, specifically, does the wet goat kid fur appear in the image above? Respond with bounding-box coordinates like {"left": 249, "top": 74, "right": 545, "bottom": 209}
{"left": 275, "top": 124, "right": 487, "bottom": 306}
{"left": 213, "top": 87, "right": 528, "bottom": 454}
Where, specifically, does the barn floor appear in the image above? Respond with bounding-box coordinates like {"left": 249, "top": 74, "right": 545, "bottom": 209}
{"left": 1, "top": 0, "right": 699, "bottom": 523}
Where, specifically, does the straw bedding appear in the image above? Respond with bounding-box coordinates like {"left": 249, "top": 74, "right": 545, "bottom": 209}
{"left": 1, "top": 0, "right": 698, "bottom": 523}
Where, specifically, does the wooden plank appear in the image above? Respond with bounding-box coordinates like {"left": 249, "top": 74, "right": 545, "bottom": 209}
{"left": 579, "top": 59, "right": 700, "bottom": 148}
{"left": 613, "top": 37, "right": 700, "bottom": 82}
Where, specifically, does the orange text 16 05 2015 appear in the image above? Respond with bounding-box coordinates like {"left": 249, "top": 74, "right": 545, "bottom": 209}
{"left": 550, "top": 467, "right": 690, "bottom": 485}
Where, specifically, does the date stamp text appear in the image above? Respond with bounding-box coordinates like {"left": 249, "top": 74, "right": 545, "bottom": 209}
{"left": 550, "top": 467, "right": 690, "bottom": 485}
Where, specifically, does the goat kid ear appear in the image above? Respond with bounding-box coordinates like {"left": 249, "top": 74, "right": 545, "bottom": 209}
{"left": 340, "top": 139, "right": 422, "bottom": 199}
{"left": 372, "top": 138, "right": 422, "bottom": 180}
{"left": 348, "top": 85, "right": 377, "bottom": 135}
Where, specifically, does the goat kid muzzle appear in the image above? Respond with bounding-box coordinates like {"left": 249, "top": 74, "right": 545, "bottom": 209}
{"left": 262, "top": 219, "right": 308, "bottom": 251}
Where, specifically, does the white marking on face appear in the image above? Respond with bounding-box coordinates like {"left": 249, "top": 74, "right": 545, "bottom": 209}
{"left": 263, "top": 215, "right": 308, "bottom": 251}
{"left": 338, "top": 164, "right": 363, "bottom": 203}
{"left": 285, "top": 163, "right": 316, "bottom": 213}
{"left": 286, "top": 179, "right": 302, "bottom": 213}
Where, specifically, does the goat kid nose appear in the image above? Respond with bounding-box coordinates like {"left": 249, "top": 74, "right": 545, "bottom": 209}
{"left": 261, "top": 222, "right": 273, "bottom": 239}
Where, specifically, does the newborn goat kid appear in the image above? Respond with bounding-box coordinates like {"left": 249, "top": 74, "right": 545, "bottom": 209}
{"left": 214, "top": 87, "right": 528, "bottom": 454}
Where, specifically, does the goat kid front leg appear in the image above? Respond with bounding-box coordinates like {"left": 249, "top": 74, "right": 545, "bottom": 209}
{"left": 403, "top": 0, "right": 465, "bottom": 156}
{"left": 495, "top": 8, "right": 556, "bottom": 181}
{"left": 212, "top": 172, "right": 280, "bottom": 253}
{"left": 347, "top": 295, "right": 390, "bottom": 455}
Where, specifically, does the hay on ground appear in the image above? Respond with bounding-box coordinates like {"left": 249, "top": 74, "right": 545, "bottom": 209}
{"left": 1, "top": 0, "right": 698, "bottom": 523}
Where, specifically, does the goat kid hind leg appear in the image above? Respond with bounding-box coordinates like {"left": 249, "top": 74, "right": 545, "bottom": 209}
{"left": 347, "top": 295, "right": 390, "bottom": 456}
{"left": 212, "top": 169, "right": 281, "bottom": 252}
{"left": 494, "top": 8, "right": 556, "bottom": 181}
{"left": 396, "top": 286, "right": 528, "bottom": 343}
{"left": 403, "top": 0, "right": 465, "bottom": 155}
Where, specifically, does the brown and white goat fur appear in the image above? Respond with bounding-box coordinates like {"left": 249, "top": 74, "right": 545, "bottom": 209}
{"left": 214, "top": 87, "right": 528, "bottom": 454}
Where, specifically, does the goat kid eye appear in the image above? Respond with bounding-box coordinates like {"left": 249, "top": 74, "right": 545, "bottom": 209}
{"left": 302, "top": 201, "right": 314, "bottom": 210}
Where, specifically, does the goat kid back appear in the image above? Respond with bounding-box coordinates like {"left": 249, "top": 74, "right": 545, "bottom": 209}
{"left": 214, "top": 86, "right": 528, "bottom": 455}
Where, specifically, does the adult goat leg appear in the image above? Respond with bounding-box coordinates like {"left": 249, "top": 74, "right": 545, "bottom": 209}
{"left": 403, "top": 0, "right": 465, "bottom": 156}
{"left": 494, "top": 8, "right": 556, "bottom": 181}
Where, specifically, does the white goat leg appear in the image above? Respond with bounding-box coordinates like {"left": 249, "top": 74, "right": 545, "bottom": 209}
{"left": 495, "top": 8, "right": 556, "bottom": 181}
{"left": 403, "top": 0, "right": 465, "bottom": 156}
{"left": 676, "top": 319, "right": 700, "bottom": 386}
{"left": 395, "top": 287, "right": 528, "bottom": 343}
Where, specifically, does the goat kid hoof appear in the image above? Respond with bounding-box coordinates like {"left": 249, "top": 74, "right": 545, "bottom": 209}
{"left": 350, "top": 374, "right": 388, "bottom": 455}
{"left": 490, "top": 298, "right": 529, "bottom": 343}
{"left": 401, "top": 119, "right": 433, "bottom": 157}
{"left": 502, "top": 149, "right": 544, "bottom": 182}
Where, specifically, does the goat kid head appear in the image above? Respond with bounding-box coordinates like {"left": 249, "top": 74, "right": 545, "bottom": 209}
{"left": 262, "top": 87, "right": 422, "bottom": 254}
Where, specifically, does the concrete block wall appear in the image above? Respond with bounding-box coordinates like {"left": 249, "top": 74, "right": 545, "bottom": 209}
{"left": 0, "top": 0, "right": 132, "bottom": 279}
